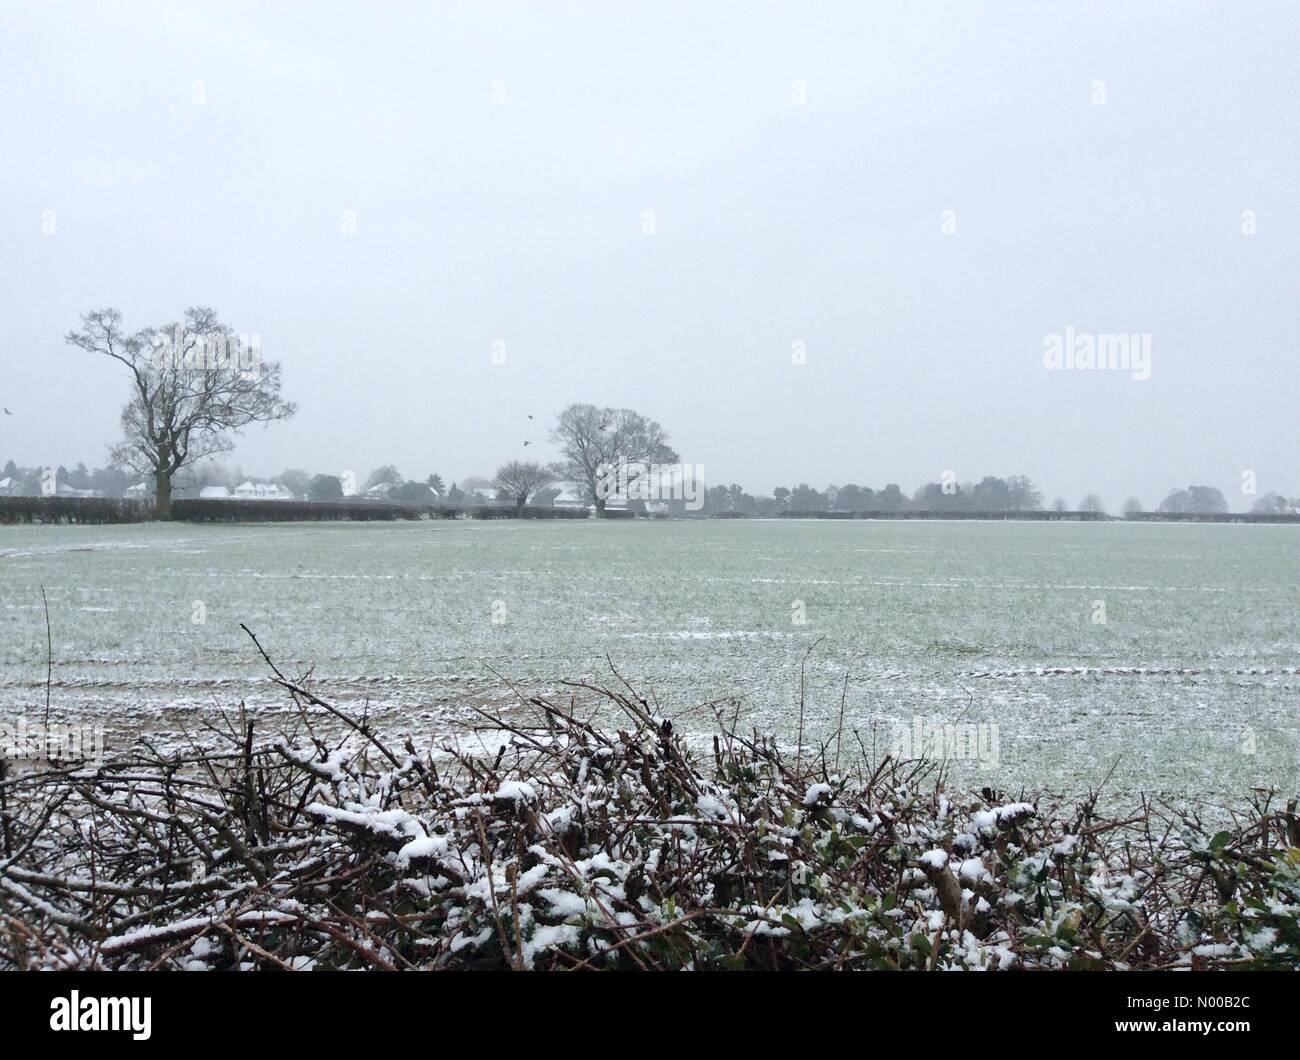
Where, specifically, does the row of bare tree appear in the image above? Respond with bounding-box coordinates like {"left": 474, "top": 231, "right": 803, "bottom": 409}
{"left": 66, "top": 306, "right": 676, "bottom": 519}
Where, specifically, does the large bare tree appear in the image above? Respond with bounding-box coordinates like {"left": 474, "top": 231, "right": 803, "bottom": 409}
{"left": 549, "top": 405, "right": 678, "bottom": 516}
{"left": 66, "top": 307, "right": 296, "bottom": 517}
{"left": 493, "top": 460, "right": 555, "bottom": 515}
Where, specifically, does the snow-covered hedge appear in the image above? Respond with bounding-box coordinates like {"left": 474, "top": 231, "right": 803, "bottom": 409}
{"left": 2, "top": 675, "right": 1297, "bottom": 970}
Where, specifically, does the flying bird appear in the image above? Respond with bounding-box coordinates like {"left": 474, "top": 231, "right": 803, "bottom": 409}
{"left": 526, "top": 413, "right": 533, "bottom": 420}
{"left": 2, "top": 408, "right": 10, "bottom": 415}
{"left": 523, "top": 441, "right": 531, "bottom": 447}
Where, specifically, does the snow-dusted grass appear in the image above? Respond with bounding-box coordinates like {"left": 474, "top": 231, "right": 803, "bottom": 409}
{"left": 2, "top": 519, "right": 1299, "bottom": 798}
{"left": 2, "top": 666, "right": 1297, "bottom": 970}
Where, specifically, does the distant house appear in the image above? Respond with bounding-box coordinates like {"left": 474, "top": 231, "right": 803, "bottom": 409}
{"left": 456, "top": 478, "right": 502, "bottom": 505}
{"left": 56, "top": 483, "right": 101, "bottom": 498}
{"left": 0, "top": 476, "right": 17, "bottom": 496}
{"left": 551, "top": 484, "right": 591, "bottom": 510}
{"left": 124, "top": 482, "right": 150, "bottom": 498}
{"left": 554, "top": 482, "right": 626, "bottom": 512}
{"left": 234, "top": 481, "right": 293, "bottom": 501}
{"left": 199, "top": 485, "right": 232, "bottom": 499}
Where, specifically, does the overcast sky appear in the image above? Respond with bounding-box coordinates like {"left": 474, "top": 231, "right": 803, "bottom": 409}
{"left": 2, "top": 1, "right": 1297, "bottom": 508}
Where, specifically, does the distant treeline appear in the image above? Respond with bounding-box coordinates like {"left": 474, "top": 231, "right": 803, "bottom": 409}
{"left": 773, "top": 509, "right": 1109, "bottom": 521}
{"left": 705, "top": 477, "right": 1048, "bottom": 516}
{"left": 1125, "top": 511, "right": 1300, "bottom": 524}
{"left": 6, "top": 457, "right": 1297, "bottom": 523}
{"left": 709, "top": 481, "right": 1300, "bottom": 518}
{"left": 766, "top": 509, "right": 1300, "bottom": 523}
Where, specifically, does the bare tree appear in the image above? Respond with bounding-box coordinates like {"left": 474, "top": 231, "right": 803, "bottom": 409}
{"left": 1079, "top": 493, "right": 1106, "bottom": 514}
{"left": 494, "top": 460, "right": 554, "bottom": 515}
{"left": 550, "top": 404, "right": 678, "bottom": 516}
{"left": 66, "top": 307, "right": 295, "bottom": 517}
{"left": 1005, "top": 475, "right": 1044, "bottom": 511}
{"left": 1122, "top": 496, "right": 1144, "bottom": 517}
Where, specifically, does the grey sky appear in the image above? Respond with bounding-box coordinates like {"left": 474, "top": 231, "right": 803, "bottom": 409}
{"left": 2, "top": 0, "right": 1297, "bottom": 509}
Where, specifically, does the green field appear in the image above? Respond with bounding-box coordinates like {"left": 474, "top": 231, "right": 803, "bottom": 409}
{"left": 2, "top": 518, "right": 1297, "bottom": 798}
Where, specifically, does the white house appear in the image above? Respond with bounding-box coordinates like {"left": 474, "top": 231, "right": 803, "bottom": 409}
{"left": 199, "top": 485, "right": 232, "bottom": 499}
{"left": 551, "top": 484, "right": 589, "bottom": 509}
{"left": 458, "top": 477, "right": 503, "bottom": 505}
{"left": 234, "top": 481, "right": 293, "bottom": 501}
{"left": 0, "top": 476, "right": 17, "bottom": 496}
{"left": 124, "top": 482, "right": 150, "bottom": 498}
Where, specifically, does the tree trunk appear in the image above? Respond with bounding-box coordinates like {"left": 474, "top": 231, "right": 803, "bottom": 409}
{"left": 594, "top": 496, "right": 606, "bottom": 518}
{"left": 154, "top": 469, "right": 173, "bottom": 520}
{"left": 514, "top": 497, "right": 525, "bottom": 517}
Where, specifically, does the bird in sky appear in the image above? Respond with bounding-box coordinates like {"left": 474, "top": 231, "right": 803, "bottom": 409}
{"left": 2, "top": 408, "right": 10, "bottom": 415}
{"left": 523, "top": 440, "right": 531, "bottom": 447}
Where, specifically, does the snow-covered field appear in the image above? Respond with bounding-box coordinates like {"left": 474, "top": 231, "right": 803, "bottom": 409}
{"left": 1, "top": 518, "right": 1297, "bottom": 798}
